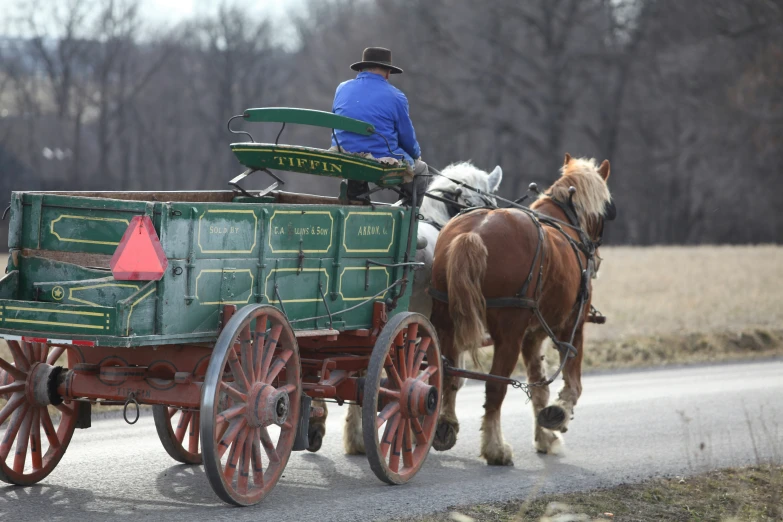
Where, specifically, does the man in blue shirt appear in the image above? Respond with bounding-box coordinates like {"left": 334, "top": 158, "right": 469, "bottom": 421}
{"left": 330, "top": 47, "right": 428, "bottom": 202}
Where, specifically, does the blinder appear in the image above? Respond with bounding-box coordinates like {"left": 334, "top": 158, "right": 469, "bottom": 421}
{"left": 603, "top": 199, "right": 617, "bottom": 221}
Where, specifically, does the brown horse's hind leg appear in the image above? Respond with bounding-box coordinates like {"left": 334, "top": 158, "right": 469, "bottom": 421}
{"left": 308, "top": 399, "right": 328, "bottom": 452}
{"left": 480, "top": 309, "right": 531, "bottom": 466}
{"left": 521, "top": 329, "right": 562, "bottom": 454}
{"left": 432, "top": 301, "right": 461, "bottom": 452}
{"left": 538, "top": 325, "right": 585, "bottom": 434}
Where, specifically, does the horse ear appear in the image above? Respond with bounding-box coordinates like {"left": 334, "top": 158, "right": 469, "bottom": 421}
{"left": 598, "top": 159, "right": 610, "bottom": 181}
{"left": 564, "top": 153, "right": 572, "bottom": 166}
{"left": 487, "top": 165, "right": 503, "bottom": 192}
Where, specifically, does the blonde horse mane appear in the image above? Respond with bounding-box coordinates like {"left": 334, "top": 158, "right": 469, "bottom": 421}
{"left": 536, "top": 156, "right": 611, "bottom": 230}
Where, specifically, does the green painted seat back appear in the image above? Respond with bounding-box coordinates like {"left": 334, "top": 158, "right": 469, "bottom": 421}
{"left": 230, "top": 144, "right": 409, "bottom": 187}
{"left": 243, "top": 108, "right": 375, "bottom": 136}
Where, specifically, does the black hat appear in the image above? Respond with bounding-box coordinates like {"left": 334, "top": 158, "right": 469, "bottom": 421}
{"left": 351, "top": 47, "right": 403, "bottom": 74}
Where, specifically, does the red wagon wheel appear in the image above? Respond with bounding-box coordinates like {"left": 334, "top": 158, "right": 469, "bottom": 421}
{"left": 200, "top": 304, "right": 301, "bottom": 506}
{"left": 362, "top": 312, "right": 442, "bottom": 485}
{"left": 153, "top": 406, "right": 202, "bottom": 464}
{"left": 0, "top": 340, "right": 79, "bottom": 486}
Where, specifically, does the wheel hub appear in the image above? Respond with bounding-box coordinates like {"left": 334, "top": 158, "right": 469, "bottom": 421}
{"left": 25, "top": 362, "right": 59, "bottom": 407}
{"left": 400, "top": 378, "right": 438, "bottom": 418}
{"left": 246, "top": 382, "right": 290, "bottom": 428}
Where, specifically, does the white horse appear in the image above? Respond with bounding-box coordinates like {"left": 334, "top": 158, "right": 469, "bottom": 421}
{"left": 309, "top": 162, "right": 504, "bottom": 454}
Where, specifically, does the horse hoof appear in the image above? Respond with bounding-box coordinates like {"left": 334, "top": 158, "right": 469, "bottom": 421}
{"left": 307, "top": 424, "right": 325, "bottom": 452}
{"left": 538, "top": 405, "right": 567, "bottom": 431}
{"left": 433, "top": 420, "right": 458, "bottom": 451}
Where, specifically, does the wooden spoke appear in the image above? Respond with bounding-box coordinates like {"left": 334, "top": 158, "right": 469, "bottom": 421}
{"left": 251, "top": 434, "right": 264, "bottom": 487}
{"left": 167, "top": 407, "right": 177, "bottom": 420}
{"left": 252, "top": 315, "right": 268, "bottom": 381}
{"left": 0, "top": 383, "right": 25, "bottom": 398}
{"left": 388, "top": 420, "right": 404, "bottom": 473}
{"left": 7, "top": 341, "right": 30, "bottom": 371}
{"left": 259, "top": 325, "right": 283, "bottom": 382}
{"left": 223, "top": 427, "right": 249, "bottom": 483}
{"left": 395, "top": 332, "right": 407, "bottom": 381}
{"left": 379, "top": 413, "right": 401, "bottom": 460}
{"left": 218, "top": 418, "right": 247, "bottom": 460}
{"left": 416, "top": 365, "right": 439, "bottom": 382}
{"left": 239, "top": 324, "right": 253, "bottom": 385}
{"left": 376, "top": 402, "right": 401, "bottom": 429}
{"left": 0, "top": 393, "right": 25, "bottom": 426}
{"left": 265, "top": 349, "right": 293, "bottom": 384}
{"left": 37, "top": 343, "right": 48, "bottom": 363}
{"left": 46, "top": 346, "right": 66, "bottom": 366}
{"left": 227, "top": 349, "right": 250, "bottom": 393}
{"left": 220, "top": 382, "right": 248, "bottom": 403}
{"left": 410, "top": 337, "right": 431, "bottom": 375}
{"left": 30, "top": 409, "right": 42, "bottom": 471}
{"left": 39, "top": 408, "right": 60, "bottom": 450}
{"left": 383, "top": 355, "right": 403, "bottom": 389}
{"left": 259, "top": 427, "right": 280, "bottom": 464}
{"left": 378, "top": 387, "right": 401, "bottom": 400}
{"left": 401, "top": 419, "right": 414, "bottom": 469}
{"left": 216, "top": 404, "right": 246, "bottom": 425}
{"left": 279, "top": 383, "right": 297, "bottom": 395}
{"left": 238, "top": 436, "right": 252, "bottom": 494}
{"left": 0, "top": 358, "right": 25, "bottom": 382}
{"left": 410, "top": 417, "right": 427, "bottom": 446}
{"left": 405, "top": 324, "right": 420, "bottom": 376}
{"left": 27, "top": 342, "right": 39, "bottom": 367}
{"left": 56, "top": 403, "right": 73, "bottom": 417}
{"left": 1, "top": 403, "right": 30, "bottom": 461}
{"left": 187, "top": 413, "right": 200, "bottom": 455}
{"left": 174, "top": 411, "right": 192, "bottom": 444}
{"left": 13, "top": 409, "right": 34, "bottom": 473}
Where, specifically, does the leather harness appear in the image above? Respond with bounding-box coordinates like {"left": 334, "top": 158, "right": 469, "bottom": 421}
{"left": 428, "top": 196, "right": 613, "bottom": 385}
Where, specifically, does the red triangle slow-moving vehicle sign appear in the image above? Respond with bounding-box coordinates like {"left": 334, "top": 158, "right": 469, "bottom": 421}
{"left": 110, "top": 215, "right": 168, "bottom": 281}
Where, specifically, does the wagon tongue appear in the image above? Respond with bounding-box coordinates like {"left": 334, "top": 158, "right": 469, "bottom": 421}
{"left": 110, "top": 215, "right": 168, "bottom": 281}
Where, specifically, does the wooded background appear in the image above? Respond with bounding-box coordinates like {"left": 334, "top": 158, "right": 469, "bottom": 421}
{"left": 0, "top": 0, "right": 781, "bottom": 246}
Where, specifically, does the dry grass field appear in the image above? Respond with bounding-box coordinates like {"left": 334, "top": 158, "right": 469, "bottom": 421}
{"left": 409, "top": 465, "right": 783, "bottom": 521}
{"left": 1, "top": 246, "right": 782, "bottom": 372}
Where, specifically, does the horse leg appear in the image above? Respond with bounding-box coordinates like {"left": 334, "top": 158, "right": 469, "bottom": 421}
{"left": 521, "top": 330, "right": 561, "bottom": 454}
{"left": 480, "top": 312, "right": 526, "bottom": 466}
{"left": 432, "top": 302, "right": 461, "bottom": 452}
{"left": 308, "top": 399, "right": 328, "bottom": 452}
{"left": 343, "top": 370, "right": 366, "bottom": 455}
{"left": 538, "top": 325, "right": 585, "bottom": 434}
{"left": 343, "top": 403, "right": 365, "bottom": 454}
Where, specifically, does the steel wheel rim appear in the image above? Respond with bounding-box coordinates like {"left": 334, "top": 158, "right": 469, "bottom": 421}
{"left": 0, "top": 341, "right": 79, "bottom": 486}
{"left": 363, "top": 312, "right": 442, "bottom": 484}
{"left": 200, "top": 305, "right": 301, "bottom": 506}
{"left": 153, "top": 405, "right": 202, "bottom": 464}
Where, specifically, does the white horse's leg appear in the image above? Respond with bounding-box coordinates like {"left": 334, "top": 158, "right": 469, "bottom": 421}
{"left": 343, "top": 403, "right": 365, "bottom": 455}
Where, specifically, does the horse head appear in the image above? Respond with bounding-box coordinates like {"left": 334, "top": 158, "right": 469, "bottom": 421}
{"left": 420, "top": 162, "right": 503, "bottom": 227}
{"left": 536, "top": 153, "right": 615, "bottom": 243}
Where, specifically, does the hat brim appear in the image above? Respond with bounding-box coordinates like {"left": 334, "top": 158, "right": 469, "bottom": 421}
{"left": 351, "top": 61, "right": 403, "bottom": 74}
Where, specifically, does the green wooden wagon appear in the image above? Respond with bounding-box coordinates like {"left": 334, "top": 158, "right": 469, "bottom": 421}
{"left": 0, "top": 108, "right": 442, "bottom": 506}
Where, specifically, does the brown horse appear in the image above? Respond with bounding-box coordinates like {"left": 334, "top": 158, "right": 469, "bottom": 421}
{"left": 429, "top": 154, "right": 614, "bottom": 465}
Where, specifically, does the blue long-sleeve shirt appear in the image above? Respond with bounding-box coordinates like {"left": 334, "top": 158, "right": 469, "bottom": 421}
{"left": 331, "top": 72, "right": 421, "bottom": 166}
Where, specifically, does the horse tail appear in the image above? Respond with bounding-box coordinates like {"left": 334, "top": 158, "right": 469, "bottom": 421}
{"left": 446, "top": 232, "right": 487, "bottom": 366}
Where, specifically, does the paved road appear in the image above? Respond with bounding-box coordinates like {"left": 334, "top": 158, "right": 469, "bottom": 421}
{"left": 2, "top": 360, "right": 781, "bottom": 521}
